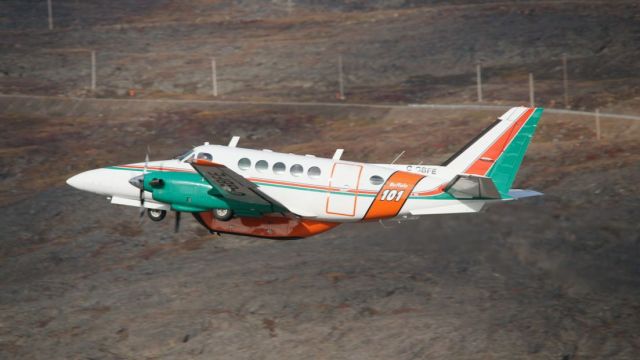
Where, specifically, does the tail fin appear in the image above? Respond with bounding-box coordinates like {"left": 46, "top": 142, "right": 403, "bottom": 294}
{"left": 442, "top": 107, "right": 543, "bottom": 195}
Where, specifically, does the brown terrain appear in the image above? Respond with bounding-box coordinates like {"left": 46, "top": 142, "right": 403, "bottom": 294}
{"left": 1, "top": 1, "right": 639, "bottom": 359}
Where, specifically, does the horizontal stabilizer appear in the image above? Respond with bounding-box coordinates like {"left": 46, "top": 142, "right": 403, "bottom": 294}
{"left": 445, "top": 174, "right": 501, "bottom": 199}
{"left": 409, "top": 201, "right": 485, "bottom": 215}
{"left": 507, "top": 189, "right": 543, "bottom": 199}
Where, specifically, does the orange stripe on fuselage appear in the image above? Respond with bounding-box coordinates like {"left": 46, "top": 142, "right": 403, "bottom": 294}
{"left": 465, "top": 108, "right": 534, "bottom": 176}
{"left": 364, "top": 171, "right": 424, "bottom": 220}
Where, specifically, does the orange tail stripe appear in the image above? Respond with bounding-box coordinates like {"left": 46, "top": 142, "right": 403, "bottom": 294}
{"left": 466, "top": 108, "right": 534, "bottom": 176}
{"left": 364, "top": 171, "right": 424, "bottom": 220}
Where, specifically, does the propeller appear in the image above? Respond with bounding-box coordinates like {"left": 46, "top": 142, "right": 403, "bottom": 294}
{"left": 174, "top": 211, "right": 181, "bottom": 233}
{"left": 138, "top": 147, "right": 150, "bottom": 219}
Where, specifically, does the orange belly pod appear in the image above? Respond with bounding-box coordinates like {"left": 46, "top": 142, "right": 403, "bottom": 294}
{"left": 193, "top": 212, "right": 339, "bottom": 240}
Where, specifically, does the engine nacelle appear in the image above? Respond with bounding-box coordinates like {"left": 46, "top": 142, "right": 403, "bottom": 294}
{"left": 143, "top": 172, "right": 229, "bottom": 212}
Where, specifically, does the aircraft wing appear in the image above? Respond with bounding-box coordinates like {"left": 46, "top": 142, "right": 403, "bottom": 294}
{"left": 189, "top": 159, "right": 289, "bottom": 215}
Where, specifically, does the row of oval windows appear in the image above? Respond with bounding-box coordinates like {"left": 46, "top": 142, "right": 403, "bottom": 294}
{"left": 238, "top": 158, "right": 321, "bottom": 178}
{"left": 237, "top": 158, "right": 386, "bottom": 185}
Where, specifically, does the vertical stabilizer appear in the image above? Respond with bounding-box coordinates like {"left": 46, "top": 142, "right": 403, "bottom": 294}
{"left": 442, "top": 107, "right": 543, "bottom": 195}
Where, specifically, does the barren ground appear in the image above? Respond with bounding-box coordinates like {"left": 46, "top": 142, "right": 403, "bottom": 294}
{"left": 1, "top": 1, "right": 640, "bottom": 359}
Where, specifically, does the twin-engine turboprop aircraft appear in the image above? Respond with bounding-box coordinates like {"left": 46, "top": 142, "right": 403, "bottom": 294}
{"left": 67, "top": 107, "right": 543, "bottom": 239}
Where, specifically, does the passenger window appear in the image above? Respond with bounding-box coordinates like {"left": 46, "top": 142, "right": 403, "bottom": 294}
{"left": 308, "top": 166, "right": 321, "bottom": 179}
{"left": 238, "top": 158, "right": 251, "bottom": 170}
{"left": 290, "top": 164, "right": 303, "bottom": 177}
{"left": 273, "top": 162, "right": 286, "bottom": 175}
{"left": 197, "top": 152, "right": 212, "bottom": 161}
{"left": 370, "top": 175, "right": 384, "bottom": 185}
{"left": 256, "top": 160, "right": 269, "bottom": 172}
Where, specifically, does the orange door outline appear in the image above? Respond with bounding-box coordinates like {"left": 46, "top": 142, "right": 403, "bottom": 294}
{"left": 325, "top": 163, "right": 363, "bottom": 217}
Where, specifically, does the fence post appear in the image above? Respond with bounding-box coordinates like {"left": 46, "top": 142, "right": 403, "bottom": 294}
{"left": 91, "top": 50, "right": 96, "bottom": 91}
{"left": 562, "top": 54, "right": 569, "bottom": 108}
{"left": 595, "top": 108, "right": 601, "bottom": 140}
{"left": 476, "top": 63, "right": 483, "bottom": 102}
{"left": 211, "top": 58, "right": 218, "bottom": 97}
{"left": 529, "top": 73, "right": 534, "bottom": 107}
{"left": 47, "top": 0, "right": 53, "bottom": 30}
{"left": 338, "top": 55, "right": 345, "bottom": 100}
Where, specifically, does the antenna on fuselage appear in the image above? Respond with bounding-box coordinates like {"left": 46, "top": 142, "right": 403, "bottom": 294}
{"left": 332, "top": 149, "right": 344, "bottom": 161}
{"left": 390, "top": 150, "right": 405, "bottom": 164}
{"left": 228, "top": 136, "right": 240, "bottom": 147}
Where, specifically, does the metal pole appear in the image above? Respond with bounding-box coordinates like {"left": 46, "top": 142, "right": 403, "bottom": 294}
{"left": 211, "top": 58, "right": 218, "bottom": 97}
{"left": 562, "top": 54, "right": 569, "bottom": 108}
{"left": 338, "top": 55, "right": 345, "bottom": 100}
{"left": 47, "top": 0, "right": 53, "bottom": 30}
{"left": 529, "top": 73, "right": 534, "bottom": 107}
{"left": 91, "top": 50, "right": 96, "bottom": 91}
{"left": 595, "top": 108, "right": 601, "bottom": 140}
{"left": 476, "top": 63, "right": 483, "bottom": 102}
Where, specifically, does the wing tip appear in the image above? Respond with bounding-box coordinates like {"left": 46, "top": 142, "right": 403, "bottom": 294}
{"left": 507, "top": 189, "right": 543, "bottom": 199}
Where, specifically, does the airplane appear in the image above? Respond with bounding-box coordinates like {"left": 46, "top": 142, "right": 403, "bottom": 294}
{"left": 66, "top": 106, "right": 543, "bottom": 239}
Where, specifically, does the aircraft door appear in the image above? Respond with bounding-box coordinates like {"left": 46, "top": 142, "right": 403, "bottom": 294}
{"left": 326, "top": 163, "right": 363, "bottom": 217}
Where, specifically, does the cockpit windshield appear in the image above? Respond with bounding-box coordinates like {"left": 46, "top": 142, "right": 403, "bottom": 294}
{"left": 197, "top": 152, "right": 213, "bottom": 161}
{"left": 174, "top": 150, "right": 194, "bottom": 161}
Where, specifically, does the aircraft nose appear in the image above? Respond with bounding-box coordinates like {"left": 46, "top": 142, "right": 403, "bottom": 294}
{"left": 66, "top": 173, "right": 80, "bottom": 188}
{"left": 66, "top": 168, "right": 142, "bottom": 198}
{"left": 66, "top": 170, "right": 98, "bottom": 192}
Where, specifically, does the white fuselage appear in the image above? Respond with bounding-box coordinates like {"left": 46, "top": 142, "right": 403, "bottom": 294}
{"left": 67, "top": 107, "right": 543, "bottom": 231}
{"left": 67, "top": 144, "right": 487, "bottom": 222}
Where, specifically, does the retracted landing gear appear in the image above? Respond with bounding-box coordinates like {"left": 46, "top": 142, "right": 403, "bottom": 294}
{"left": 213, "top": 208, "right": 233, "bottom": 221}
{"left": 147, "top": 209, "right": 167, "bottom": 222}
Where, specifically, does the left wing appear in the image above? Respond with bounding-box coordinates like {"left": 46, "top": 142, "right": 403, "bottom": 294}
{"left": 190, "top": 159, "right": 289, "bottom": 216}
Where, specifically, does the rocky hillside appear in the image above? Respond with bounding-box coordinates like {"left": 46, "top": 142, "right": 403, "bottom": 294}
{"left": 1, "top": 1, "right": 639, "bottom": 359}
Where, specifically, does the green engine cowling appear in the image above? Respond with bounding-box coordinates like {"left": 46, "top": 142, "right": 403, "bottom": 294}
{"left": 143, "top": 171, "right": 229, "bottom": 213}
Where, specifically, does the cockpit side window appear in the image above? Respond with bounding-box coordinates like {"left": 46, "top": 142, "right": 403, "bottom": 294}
{"left": 197, "top": 152, "right": 213, "bottom": 161}
{"left": 175, "top": 150, "right": 194, "bottom": 161}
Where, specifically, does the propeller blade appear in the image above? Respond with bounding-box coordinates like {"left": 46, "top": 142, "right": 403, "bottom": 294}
{"left": 174, "top": 211, "right": 181, "bottom": 233}
{"left": 139, "top": 146, "right": 150, "bottom": 218}
{"left": 143, "top": 146, "right": 150, "bottom": 174}
{"left": 139, "top": 189, "right": 145, "bottom": 218}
